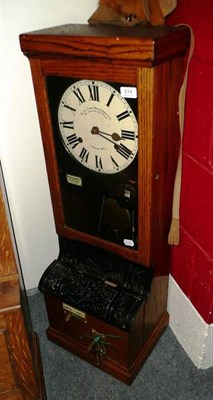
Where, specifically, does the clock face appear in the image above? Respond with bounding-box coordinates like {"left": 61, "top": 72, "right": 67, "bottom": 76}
{"left": 58, "top": 80, "right": 138, "bottom": 174}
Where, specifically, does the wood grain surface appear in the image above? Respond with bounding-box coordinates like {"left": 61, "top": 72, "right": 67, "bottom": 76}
{"left": 0, "top": 184, "right": 45, "bottom": 399}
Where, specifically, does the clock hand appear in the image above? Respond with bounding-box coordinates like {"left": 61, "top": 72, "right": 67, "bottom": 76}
{"left": 91, "top": 127, "right": 133, "bottom": 156}
{"left": 98, "top": 132, "right": 116, "bottom": 146}
{"left": 99, "top": 131, "right": 122, "bottom": 142}
{"left": 112, "top": 132, "right": 121, "bottom": 141}
{"left": 91, "top": 127, "right": 122, "bottom": 141}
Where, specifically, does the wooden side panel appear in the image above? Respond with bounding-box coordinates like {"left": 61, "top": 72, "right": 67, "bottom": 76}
{"left": 0, "top": 314, "right": 23, "bottom": 400}
{"left": 0, "top": 188, "right": 19, "bottom": 309}
{"left": 138, "top": 55, "right": 185, "bottom": 267}
{"left": 3, "top": 310, "right": 39, "bottom": 400}
{"left": 0, "top": 310, "right": 45, "bottom": 400}
{"left": 0, "top": 191, "right": 17, "bottom": 277}
{"left": 0, "top": 184, "right": 45, "bottom": 399}
{"left": 0, "top": 391, "right": 23, "bottom": 400}
{"left": 137, "top": 67, "right": 154, "bottom": 265}
{"left": 0, "top": 330, "right": 16, "bottom": 392}
{"left": 142, "top": 55, "right": 186, "bottom": 341}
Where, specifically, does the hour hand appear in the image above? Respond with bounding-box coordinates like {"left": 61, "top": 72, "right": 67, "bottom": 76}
{"left": 91, "top": 127, "right": 121, "bottom": 142}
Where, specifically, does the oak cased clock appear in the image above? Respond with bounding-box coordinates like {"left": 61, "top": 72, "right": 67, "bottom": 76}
{"left": 20, "top": 24, "right": 190, "bottom": 384}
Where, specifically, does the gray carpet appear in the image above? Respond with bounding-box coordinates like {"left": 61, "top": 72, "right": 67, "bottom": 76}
{"left": 28, "top": 292, "right": 213, "bottom": 400}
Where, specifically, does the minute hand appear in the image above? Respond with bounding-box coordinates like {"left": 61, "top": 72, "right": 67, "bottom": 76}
{"left": 97, "top": 132, "right": 117, "bottom": 145}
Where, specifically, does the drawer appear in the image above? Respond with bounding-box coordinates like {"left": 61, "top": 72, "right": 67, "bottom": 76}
{"left": 44, "top": 294, "right": 129, "bottom": 368}
{"left": 0, "top": 276, "right": 19, "bottom": 310}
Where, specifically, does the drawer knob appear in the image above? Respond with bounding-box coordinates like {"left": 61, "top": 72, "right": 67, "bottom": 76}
{"left": 84, "top": 329, "right": 121, "bottom": 366}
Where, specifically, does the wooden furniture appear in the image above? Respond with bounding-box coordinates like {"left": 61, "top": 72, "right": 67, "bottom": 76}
{"left": 0, "top": 173, "right": 46, "bottom": 400}
{"left": 20, "top": 24, "right": 190, "bottom": 384}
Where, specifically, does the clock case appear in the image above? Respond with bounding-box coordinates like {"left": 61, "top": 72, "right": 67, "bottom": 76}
{"left": 20, "top": 24, "right": 190, "bottom": 384}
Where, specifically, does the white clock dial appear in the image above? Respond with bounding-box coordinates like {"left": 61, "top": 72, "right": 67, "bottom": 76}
{"left": 58, "top": 80, "right": 138, "bottom": 174}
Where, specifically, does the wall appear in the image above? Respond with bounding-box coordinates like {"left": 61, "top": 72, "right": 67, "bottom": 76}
{"left": 0, "top": 0, "right": 97, "bottom": 289}
{"left": 167, "top": 0, "right": 213, "bottom": 325}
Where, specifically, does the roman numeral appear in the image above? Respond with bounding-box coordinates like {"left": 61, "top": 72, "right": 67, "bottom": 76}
{"left": 73, "top": 88, "right": 86, "bottom": 104}
{"left": 95, "top": 155, "right": 103, "bottom": 170}
{"left": 106, "top": 92, "right": 114, "bottom": 107}
{"left": 79, "top": 147, "right": 89, "bottom": 163}
{"left": 67, "top": 134, "right": 82, "bottom": 149}
{"left": 110, "top": 156, "right": 119, "bottom": 170}
{"left": 60, "top": 121, "right": 74, "bottom": 129}
{"left": 62, "top": 102, "right": 76, "bottom": 113}
{"left": 116, "top": 110, "right": 130, "bottom": 121}
{"left": 115, "top": 143, "right": 132, "bottom": 159}
{"left": 121, "top": 130, "right": 135, "bottom": 140}
{"left": 88, "top": 84, "right": 99, "bottom": 101}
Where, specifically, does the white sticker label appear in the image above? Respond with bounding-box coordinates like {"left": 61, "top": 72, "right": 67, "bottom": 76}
{"left": 123, "top": 239, "right": 135, "bottom": 247}
{"left": 66, "top": 174, "right": 82, "bottom": 186}
{"left": 124, "top": 189, "right": 131, "bottom": 198}
{"left": 104, "top": 280, "right": 118, "bottom": 288}
{"left": 120, "top": 87, "right": 137, "bottom": 99}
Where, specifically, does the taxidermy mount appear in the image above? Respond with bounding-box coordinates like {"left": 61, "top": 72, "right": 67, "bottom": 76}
{"left": 88, "top": 0, "right": 177, "bottom": 26}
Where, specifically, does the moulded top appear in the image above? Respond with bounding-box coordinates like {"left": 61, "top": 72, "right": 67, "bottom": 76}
{"left": 20, "top": 23, "right": 190, "bottom": 65}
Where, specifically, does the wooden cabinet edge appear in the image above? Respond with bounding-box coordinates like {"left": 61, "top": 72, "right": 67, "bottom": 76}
{"left": 32, "top": 333, "right": 47, "bottom": 400}
{"left": 0, "top": 181, "right": 46, "bottom": 399}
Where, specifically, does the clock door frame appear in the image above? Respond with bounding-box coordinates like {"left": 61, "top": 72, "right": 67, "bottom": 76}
{"left": 28, "top": 54, "right": 184, "bottom": 266}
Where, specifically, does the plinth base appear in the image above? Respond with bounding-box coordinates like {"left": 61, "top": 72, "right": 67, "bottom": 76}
{"left": 44, "top": 293, "right": 169, "bottom": 385}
